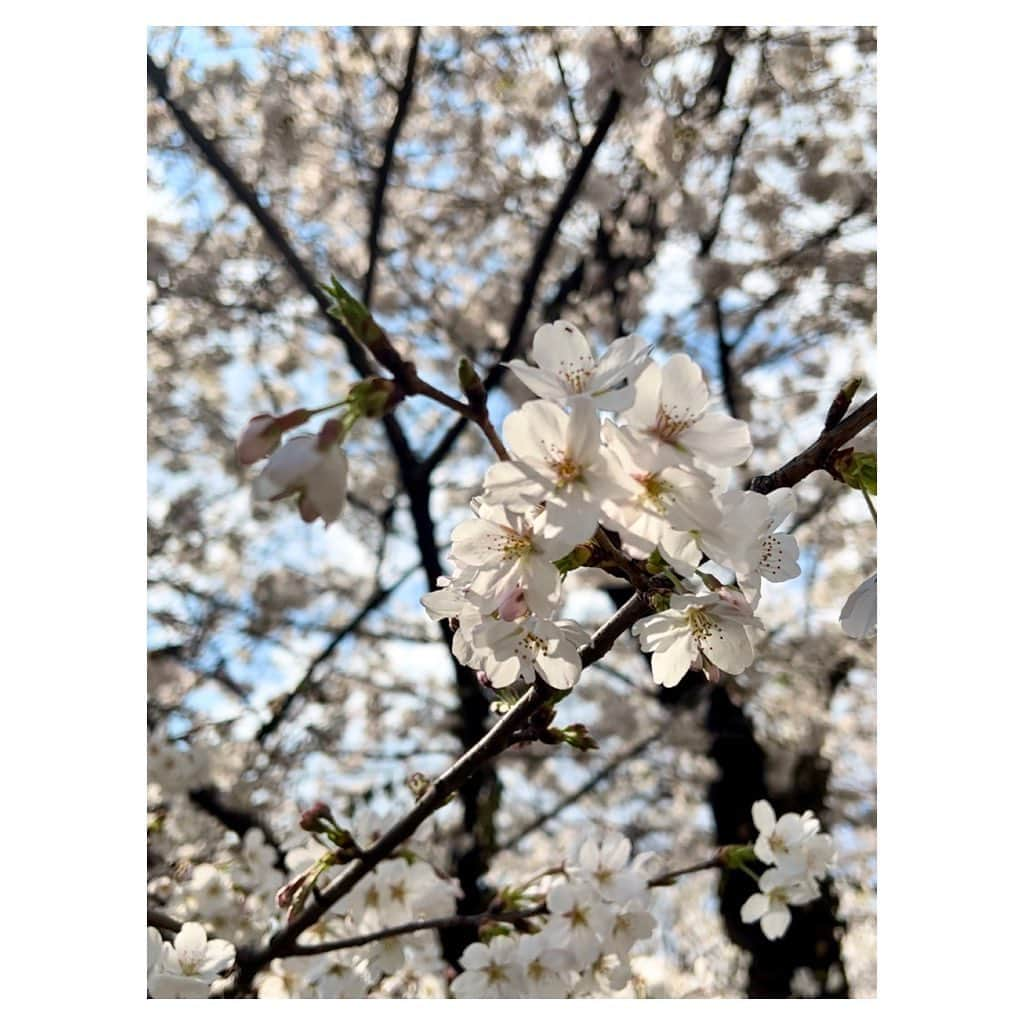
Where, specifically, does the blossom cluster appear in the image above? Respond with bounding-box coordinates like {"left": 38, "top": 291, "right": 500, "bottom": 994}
{"left": 452, "top": 831, "right": 657, "bottom": 998}
{"left": 741, "top": 800, "right": 836, "bottom": 940}
{"left": 421, "top": 321, "right": 802, "bottom": 689}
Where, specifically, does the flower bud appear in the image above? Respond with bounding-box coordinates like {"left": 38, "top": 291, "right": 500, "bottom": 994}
{"left": 558, "top": 723, "right": 599, "bottom": 752}
{"left": 348, "top": 378, "right": 402, "bottom": 419}
{"left": 457, "top": 357, "right": 486, "bottom": 406}
{"left": 299, "top": 801, "right": 335, "bottom": 833}
{"left": 236, "top": 415, "right": 280, "bottom": 465}
{"left": 406, "top": 772, "right": 431, "bottom": 799}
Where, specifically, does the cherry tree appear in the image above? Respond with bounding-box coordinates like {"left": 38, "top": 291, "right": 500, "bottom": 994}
{"left": 147, "top": 25, "right": 876, "bottom": 998}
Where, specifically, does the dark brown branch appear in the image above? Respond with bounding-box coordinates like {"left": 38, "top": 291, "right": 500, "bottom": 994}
{"left": 748, "top": 395, "right": 877, "bottom": 495}
{"left": 188, "top": 786, "right": 287, "bottom": 873}
{"left": 226, "top": 594, "right": 651, "bottom": 992}
{"left": 363, "top": 28, "right": 421, "bottom": 308}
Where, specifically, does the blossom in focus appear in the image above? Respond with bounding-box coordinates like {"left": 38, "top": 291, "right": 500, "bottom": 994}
{"left": 252, "top": 430, "right": 348, "bottom": 526}
{"left": 752, "top": 800, "right": 819, "bottom": 870}
{"left": 573, "top": 831, "right": 647, "bottom": 904}
{"left": 714, "top": 488, "right": 801, "bottom": 588}
{"left": 449, "top": 500, "right": 567, "bottom": 611}
{"left": 506, "top": 320, "right": 651, "bottom": 411}
{"left": 148, "top": 922, "right": 236, "bottom": 999}
{"left": 542, "top": 882, "right": 614, "bottom": 969}
{"left": 840, "top": 572, "right": 877, "bottom": 638}
{"left": 472, "top": 615, "right": 586, "bottom": 690}
{"left": 516, "top": 933, "right": 574, "bottom": 998}
{"left": 450, "top": 936, "right": 525, "bottom": 998}
{"left": 740, "top": 868, "right": 820, "bottom": 940}
{"left": 483, "top": 398, "right": 625, "bottom": 547}
{"left": 632, "top": 591, "right": 761, "bottom": 684}
{"left": 621, "top": 354, "right": 753, "bottom": 469}
{"left": 600, "top": 420, "right": 718, "bottom": 563}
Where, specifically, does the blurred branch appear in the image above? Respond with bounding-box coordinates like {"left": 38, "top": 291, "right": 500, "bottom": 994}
{"left": 499, "top": 725, "right": 665, "bottom": 852}
{"left": 421, "top": 83, "right": 626, "bottom": 476}
{"left": 188, "top": 786, "right": 287, "bottom": 873}
{"left": 363, "top": 28, "right": 421, "bottom": 308}
{"left": 257, "top": 564, "right": 420, "bottom": 742}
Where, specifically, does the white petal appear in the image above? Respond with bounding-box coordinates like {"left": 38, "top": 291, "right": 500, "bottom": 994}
{"left": 741, "top": 893, "right": 768, "bottom": 923}
{"left": 840, "top": 573, "right": 877, "bottom": 639}
{"left": 505, "top": 359, "right": 569, "bottom": 401}
{"left": 503, "top": 400, "right": 568, "bottom": 464}
{"left": 659, "top": 354, "right": 709, "bottom": 422}
{"left": 700, "top": 617, "right": 754, "bottom": 676}
{"left": 532, "top": 321, "right": 594, "bottom": 378}
{"left": 682, "top": 412, "right": 753, "bottom": 467}
{"left": 752, "top": 799, "right": 776, "bottom": 835}
{"left": 651, "top": 636, "right": 696, "bottom": 687}
{"left": 761, "top": 906, "right": 791, "bottom": 939}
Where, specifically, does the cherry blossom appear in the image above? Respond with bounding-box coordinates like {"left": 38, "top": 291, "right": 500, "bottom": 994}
{"left": 506, "top": 320, "right": 651, "bottom": 411}
{"left": 450, "top": 936, "right": 525, "bottom": 998}
{"left": 515, "top": 933, "right": 574, "bottom": 998}
{"left": 449, "top": 500, "right": 567, "bottom": 611}
{"left": 740, "top": 868, "right": 821, "bottom": 940}
{"left": 542, "top": 882, "right": 614, "bottom": 968}
{"left": 252, "top": 430, "right": 348, "bottom": 526}
{"left": 572, "top": 831, "right": 647, "bottom": 904}
{"left": 148, "top": 922, "right": 236, "bottom": 999}
{"left": 483, "top": 398, "right": 625, "bottom": 547}
{"left": 472, "top": 615, "right": 586, "bottom": 690}
{"left": 621, "top": 354, "right": 753, "bottom": 470}
{"left": 633, "top": 591, "right": 762, "bottom": 683}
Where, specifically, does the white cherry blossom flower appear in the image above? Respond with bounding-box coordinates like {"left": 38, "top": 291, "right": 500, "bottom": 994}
{"left": 600, "top": 421, "right": 719, "bottom": 561}
{"left": 840, "top": 572, "right": 877, "bottom": 639}
{"left": 633, "top": 591, "right": 761, "bottom": 684}
{"left": 450, "top": 936, "right": 525, "bottom": 998}
{"left": 252, "top": 431, "right": 348, "bottom": 525}
{"left": 473, "top": 615, "right": 585, "bottom": 690}
{"left": 506, "top": 320, "right": 651, "bottom": 411}
{"left": 604, "top": 902, "right": 657, "bottom": 958}
{"left": 516, "top": 933, "right": 574, "bottom": 998}
{"left": 149, "top": 922, "right": 235, "bottom": 999}
{"left": 752, "top": 800, "right": 817, "bottom": 869}
{"left": 740, "top": 868, "right": 820, "bottom": 940}
{"left": 573, "top": 831, "right": 647, "bottom": 904}
{"left": 622, "top": 354, "right": 753, "bottom": 469}
{"left": 707, "top": 489, "right": 801, "bottom": 594}
{"left": 450, "top": 500, "right": 567, "bottom": 610}
{"left": 483, "top": 398, "right": 625, "bottom": 547}
{"left": 542, "top": 882, "right": 614, "bottom": 968}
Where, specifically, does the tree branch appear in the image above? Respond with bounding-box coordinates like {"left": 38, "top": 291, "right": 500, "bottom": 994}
{"left": 363, "top": 27, "right": 421, "bottom": 308}
{"left": 747, "top": 395, "right": 876, "bottom": 495}
{"left": 421, "top": 84, "right": 625, "bottom": 477}
{"left": 226, "top": 592, "right": 652, "bottom": 992}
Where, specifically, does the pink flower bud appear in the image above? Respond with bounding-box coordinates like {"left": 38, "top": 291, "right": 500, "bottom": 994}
{"left": 497, "top": 586, "right": 529, "bottom": 622}
{"left": 299, "top": 801, "right": 333, "bottom": 832}
{"left": 236, "top": 415, "right": 280, "bottom": 465}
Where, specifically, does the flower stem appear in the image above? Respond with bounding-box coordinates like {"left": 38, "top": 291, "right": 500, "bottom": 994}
{"left": 860, "top": 485, "right": 877, "bottom": 524}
